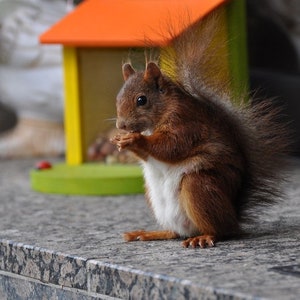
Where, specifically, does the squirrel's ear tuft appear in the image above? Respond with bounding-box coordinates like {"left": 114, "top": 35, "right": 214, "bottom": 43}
{"left": 144, "top": 62, "right": 161, "bottom": 82}
{"left": 122, "top": 63, "right": 135, "bottom": 81}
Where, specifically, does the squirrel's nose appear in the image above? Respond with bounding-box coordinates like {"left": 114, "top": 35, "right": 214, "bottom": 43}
{"left": 116, "top": 119, "right": 126, "bottom": 130}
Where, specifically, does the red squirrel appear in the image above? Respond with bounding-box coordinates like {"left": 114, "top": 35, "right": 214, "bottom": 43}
{"left": 111, "top": 15, "right": 289, "bottom": 248}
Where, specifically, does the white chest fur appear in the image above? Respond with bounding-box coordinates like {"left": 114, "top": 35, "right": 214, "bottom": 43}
{"left": 141, "top": 157, "right": 199, "bottom": 237}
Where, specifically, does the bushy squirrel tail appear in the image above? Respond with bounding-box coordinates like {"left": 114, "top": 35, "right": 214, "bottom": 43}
{"left": 160, "top": 12, "right": 232, "bottom": 102}
{"left": 236, "top": 100, "right": 291, "bottom": 221}
{"left": 159, "top": 12, "right": 291, "bottom": 221}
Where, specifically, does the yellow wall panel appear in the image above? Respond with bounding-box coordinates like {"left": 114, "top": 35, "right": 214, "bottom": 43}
{"left": 63, "top": 47, "right": 84, "bottom": 165}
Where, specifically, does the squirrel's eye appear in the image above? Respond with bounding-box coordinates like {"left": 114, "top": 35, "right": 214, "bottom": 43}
{"left": 136, "top": 95, "right": 147, "bottom": 106}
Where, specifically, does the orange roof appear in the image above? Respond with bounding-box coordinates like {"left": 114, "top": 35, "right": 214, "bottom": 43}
{"left": 40, "top": 0, "right": 228, "bottom": 47}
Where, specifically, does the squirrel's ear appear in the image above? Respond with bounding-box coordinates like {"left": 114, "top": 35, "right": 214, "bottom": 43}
{"left": 144, "top": 62, "right": 161, "bottom": 82}
{"left": 122, "top": 63, "right": 135, "bottom": 81}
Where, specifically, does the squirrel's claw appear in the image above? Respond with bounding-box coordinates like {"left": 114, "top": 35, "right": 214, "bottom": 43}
{"left": 110, "top": 132, "right": 141, "bottom": 151}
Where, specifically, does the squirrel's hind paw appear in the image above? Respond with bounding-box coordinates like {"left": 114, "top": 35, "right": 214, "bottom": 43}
{"left": 123, "top": 230, "right": 179, "bottom": 242}
{"left": 123, "top": 230, "right": 147, "bottom": 242}
{"left": 182, "top": 235, "right": 216, "bottom": 248}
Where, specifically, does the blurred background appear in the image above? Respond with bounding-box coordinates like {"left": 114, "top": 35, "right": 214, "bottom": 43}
{"left": 247, "top": 0, "right": 300, "bottom": 156}
{"left": 0, "top": 0, "right": 299, "bottom": 158}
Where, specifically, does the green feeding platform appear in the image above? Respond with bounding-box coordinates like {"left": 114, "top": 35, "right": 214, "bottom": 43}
{"left": 30, "top": 163, "right": 144, "bottom": 195}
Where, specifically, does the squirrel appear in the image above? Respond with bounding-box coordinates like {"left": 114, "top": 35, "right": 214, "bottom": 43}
{"left": 110, "top": 13, "right": 290, "bottom": 248}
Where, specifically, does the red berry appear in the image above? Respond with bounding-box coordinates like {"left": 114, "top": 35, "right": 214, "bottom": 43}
{"left": 36, "top": 161, "right": 52, "bottom": 170}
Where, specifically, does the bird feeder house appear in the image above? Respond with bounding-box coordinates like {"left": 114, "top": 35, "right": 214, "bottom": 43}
{"left": 31, "top": 0, "right": 248, "bottom": 195}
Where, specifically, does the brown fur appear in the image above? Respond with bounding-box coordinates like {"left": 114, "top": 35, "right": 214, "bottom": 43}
{"left": 111, "top": 16, "right": 290, "bottom": 248}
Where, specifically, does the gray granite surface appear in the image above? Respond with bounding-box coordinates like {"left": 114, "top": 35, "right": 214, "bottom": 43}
{"left": 0, "top": 158, "right": 299, "bottom": 299}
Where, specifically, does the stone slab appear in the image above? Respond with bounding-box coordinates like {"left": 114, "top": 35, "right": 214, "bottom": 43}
{"left": 0, "top": 158, "right": 299, "bottom": 299}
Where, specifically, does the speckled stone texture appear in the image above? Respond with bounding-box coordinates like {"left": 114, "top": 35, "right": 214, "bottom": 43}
{"left": 0, "top": 158, "right": 299, "bottom": 299}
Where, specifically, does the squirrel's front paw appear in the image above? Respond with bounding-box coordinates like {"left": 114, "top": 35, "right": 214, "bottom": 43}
{"left": 110, "top": 132, "right": 141, "bottom": 151}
